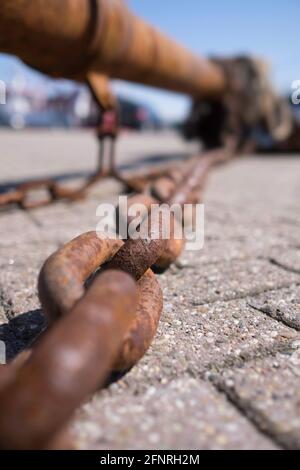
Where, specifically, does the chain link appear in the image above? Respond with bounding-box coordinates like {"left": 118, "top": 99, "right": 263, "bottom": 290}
{"left": 0, "top": 140, "right": 234, "bottom": 448}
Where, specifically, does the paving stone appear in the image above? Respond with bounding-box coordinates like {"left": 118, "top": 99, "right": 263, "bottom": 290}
{"left": 72, "top": 378, "right": 277, "bottom": 450}
{"left": 0, "top": 210, "right": 43, "bottom": 247}
{"left": 206, "top": 156, "right": 300, "bottom": 211}
{"left": 0, "top": 243, "right": 52, "bottom": 359}
{"left": 28, "top": 192, "right": 121, "bottom": 245}
{"left": 102, "top": 296, "right": 299, "bottom": 390}
{"left": 0, "top": 130, "right": 97, "bottom": 182}
{"left": 214, "top": 349, "right": 300, "bottom": 449}
{"left": 270, "top": 247, "right": 300, "bottom": 274}
{"left": 0, "top": 242, "right": 58, "bottom": 316}
{"left": 28, "top": 202, "right": 96, "bottom": 245}
{"left": 204, "top": 213, "right": 300, "bottom": 247}
{"left": 162, "top": 258, "right": 300, "bottom": 306}
{"left": 248, "top": 286, "right": 300, "bottom": 330}
{"left": 178, "top": 236, "right": 292, "bottom": 268}
{"left": 277, "top": 208, "right": 300, "bottom": 228}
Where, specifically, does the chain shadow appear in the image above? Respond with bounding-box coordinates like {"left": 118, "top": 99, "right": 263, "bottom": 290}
{"left": 0, "top": 307, "right": 133, "bottom": 387}
{"left": 0, "top": 309, "right": 46, "bottom": 362}
{"left": 0, "top": 151, "right": 192, "bottom": 195}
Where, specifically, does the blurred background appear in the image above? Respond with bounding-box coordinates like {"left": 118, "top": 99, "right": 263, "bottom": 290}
{"left": 0, "top": 0, "right": 299, "bottom": 132}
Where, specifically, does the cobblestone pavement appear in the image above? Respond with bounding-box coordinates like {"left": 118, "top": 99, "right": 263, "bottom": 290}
{"left": 0, "top": 130, "right": 300, "bottom": 450}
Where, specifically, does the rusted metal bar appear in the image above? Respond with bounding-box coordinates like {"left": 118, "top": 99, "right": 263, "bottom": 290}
{"left": 0, "top": 0, "right": 226, "bottom": 99}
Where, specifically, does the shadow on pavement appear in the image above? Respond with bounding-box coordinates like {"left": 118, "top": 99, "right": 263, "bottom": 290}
{"left": 0, "top": 309, "right": 45, "bottom": 361}
{"left": 0, "top": 151, "right": 191, "bottom": 194}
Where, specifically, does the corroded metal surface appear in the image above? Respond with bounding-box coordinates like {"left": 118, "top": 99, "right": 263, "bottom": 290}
{"left": 0, "top": 0, "right": 226, "bottom": 98}
{"left": 0, "top": 163, "right": 176, "bottom": 210}
{"left": 0, "top": 0, "right": 228, "bottom": 211}
{"left": 39, "top": 232, "right": 124, "bottom": 321}
{"left": 0, "top": 0, "right": 277, "bottom": 451}
{"left": 168, "top": 147, "right": 234, "bottom": 206}
{"left": 0, "top": 142, "right": 233, "bottom": 448}
{"left": 38, "top": 231, "right": 164, "bottom": 372}
{"left": 115, "top": 269, "right": 163, "bottom": 372}
{"left": 0, "top": 270, "right": 138, "bottom": 449}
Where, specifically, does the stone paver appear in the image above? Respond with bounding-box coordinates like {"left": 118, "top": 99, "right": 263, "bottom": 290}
{"left": 0, "top": 241, "right": 58, "bottom": 316}
{"left": 213, "top": 348, "right": 300, "bottom": 449}
{"left": 248, "top": 286, "right": 300, "bottom": 330}
{"left": 163, "top": 258, "right": 300, "bottom": 306}
{"left": 270, "top": 247, "right": 300, "bottom": 274}
{"left": 0, "top": 130, "right": 300, "bottom": 449}
{"left": 73, "top": 378, "right": 277, "bottom": 450}
{"left": 112, "top": 296, "right": 299, "bottom": 393}
{"left": 0, "top": 210, "right": 44, "bottom": 247}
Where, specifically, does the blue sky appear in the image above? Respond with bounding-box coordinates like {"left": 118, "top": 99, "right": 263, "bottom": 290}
{"left": 0, "top": 0, "right": 299, "bottom": 120}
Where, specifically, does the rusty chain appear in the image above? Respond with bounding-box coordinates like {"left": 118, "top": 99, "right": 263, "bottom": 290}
{"left": 0, "top": 55, "right": 297, "bottom": 211}
{"left": 0, "top": 72, "right": 182, "bottom": 211}
{"left": 1, "top": 0, "right": 299, "bottom": 452}
{"left": 0, "top": 32, "right": 238, "bottom": 448}
{"left": 0, "top": 105, "right": 176, "bottom": 210}
{"left": 0, "top": 141, "right": 235, "bottom": 449}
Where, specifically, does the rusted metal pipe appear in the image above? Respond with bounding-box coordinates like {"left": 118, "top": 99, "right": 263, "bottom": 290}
{"left": 0, "top": 0, "right": 226, "bottom": 98}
